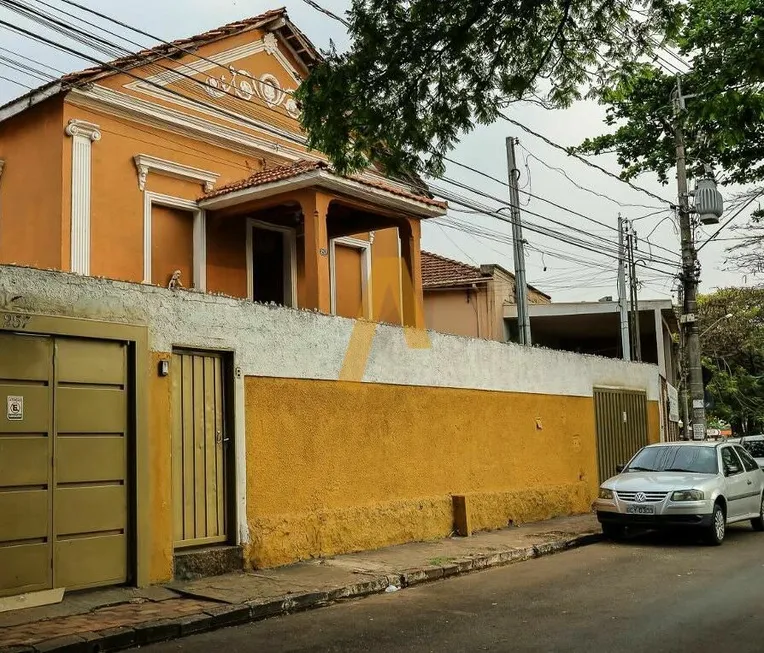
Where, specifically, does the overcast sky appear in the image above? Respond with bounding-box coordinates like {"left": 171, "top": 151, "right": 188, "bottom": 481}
{"left": 0, "top": 0, "right": 757, "bottom": 302}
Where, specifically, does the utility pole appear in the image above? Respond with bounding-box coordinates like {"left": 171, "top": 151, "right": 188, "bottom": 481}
{"left": 506, "top": 137, "right": 532, "bottom": 345}
{"left": 626, "top": 223, "right": 642, "bottom": 361}
{"left": 617, "top": 213, "right": 631, "bottom": 361}
{"left": 674, "top": 76, "right": 706, "bottom": 441}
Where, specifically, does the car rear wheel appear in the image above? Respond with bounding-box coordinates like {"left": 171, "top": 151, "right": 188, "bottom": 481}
{"left": 601, "top": 523, "right": 625, "bottom": 540}
{"left": 751, "top": 494, "right": 764, "bottom": 531}
{"left": 705, "top": 503, "right": 726, "bottom": 546}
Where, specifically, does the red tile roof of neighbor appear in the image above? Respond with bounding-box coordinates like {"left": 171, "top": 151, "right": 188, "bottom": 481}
{"left": 421, "top": 251, "right": 487, "bottom": 288}
{"left": 202, "top": 160, "right": 447, "bottom": 209}
{"left": 421, "top": 251, "right": 551, "bottom": 299}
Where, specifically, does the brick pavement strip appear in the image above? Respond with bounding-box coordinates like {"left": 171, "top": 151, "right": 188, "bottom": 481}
{"left": 0, "top": 529, "right": 601, "bottom": 653}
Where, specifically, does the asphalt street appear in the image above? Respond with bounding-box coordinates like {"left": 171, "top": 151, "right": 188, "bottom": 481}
{"left": 135, "top": 524, "right": 764, "bottom": 653}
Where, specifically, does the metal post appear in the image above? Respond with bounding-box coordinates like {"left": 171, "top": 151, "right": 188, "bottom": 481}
{"left": 617, "top": 213, "right": 631, "bottom": 361}
{"left": 506, "top": 137, "right": 532, "bottom": 345}
{"left": 675, "top": 76, "right": 706, "bottom": 441}
{"left": 626, "top": 223, "right": 642, "bottom": 361}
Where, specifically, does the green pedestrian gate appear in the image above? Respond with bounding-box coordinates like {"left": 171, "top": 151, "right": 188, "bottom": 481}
{"left": 594, "top": 388, "right": 649, "bottom": 483}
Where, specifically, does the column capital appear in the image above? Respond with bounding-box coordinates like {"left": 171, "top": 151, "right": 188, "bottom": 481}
{"left": 65, "top": 119, "right": 101, "bottom": 142}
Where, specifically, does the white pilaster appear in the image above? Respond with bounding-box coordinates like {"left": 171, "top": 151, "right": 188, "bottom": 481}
{"left": 65, "top": 119, "right": 101, "bottom": 274}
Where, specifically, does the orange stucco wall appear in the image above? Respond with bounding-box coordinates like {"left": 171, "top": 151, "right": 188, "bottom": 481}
{"left": 424, "top": 286, "right": 489, "bottom": 338}
{"left": 0, "top": 97, "right": 64, "bottom": 269}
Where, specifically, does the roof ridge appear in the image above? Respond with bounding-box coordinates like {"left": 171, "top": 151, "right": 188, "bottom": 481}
{"left": 421, "top": 250, "right": 481, "bottom": 273}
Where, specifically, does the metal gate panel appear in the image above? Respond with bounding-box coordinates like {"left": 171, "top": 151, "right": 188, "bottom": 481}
{"left": 594, "top": 388, "right": 649, "bottom": 484}
{"left": 54, "top": 337, "right": 128, "bottom": 591}
{"left": 172, "top": 351, "right": 227, "bottom": 548}
{"left": 0, "top": 333, "right": 53, "bottom": 597}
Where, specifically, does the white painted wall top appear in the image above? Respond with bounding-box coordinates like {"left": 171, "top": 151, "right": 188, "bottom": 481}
{"left": 0, "top": 265, "right": 659, "bottom": 400}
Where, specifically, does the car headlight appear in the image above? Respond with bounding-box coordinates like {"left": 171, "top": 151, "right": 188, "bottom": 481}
{"left": 598, "top": 488, "right": 614, "bottom": 500}
{"left": 671, "top": 489, "right": 705, "bottom": 501}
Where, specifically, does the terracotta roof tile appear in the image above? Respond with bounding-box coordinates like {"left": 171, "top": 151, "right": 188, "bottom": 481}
{"left": 1, "top": 8, "right": 319, "bottom": 113}
{"left": 62, "top": 9, "right": 298, "bottom": 85}
{"left": 202, "top": 160, "right": 447, "bottom": 209}
{"left": 421, "top": 251, "right": 486, "bottom": 288}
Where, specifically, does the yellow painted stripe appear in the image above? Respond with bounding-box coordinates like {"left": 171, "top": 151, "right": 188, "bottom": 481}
{"left": 339, "top": 321, "right": 378, "bottom": 381}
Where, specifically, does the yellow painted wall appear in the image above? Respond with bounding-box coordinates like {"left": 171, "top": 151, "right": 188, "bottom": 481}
{"left": 243, "top": 377, "right": 661, "bottom": 568}
{"left": 148, "top": 352, "right": 174, "bottom": 583}
{"left": 0, "top": 97, "right": 64, "bottom": 269}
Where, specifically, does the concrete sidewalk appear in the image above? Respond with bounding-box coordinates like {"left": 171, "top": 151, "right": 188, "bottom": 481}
{"left": 0, "top": 513, "right": 600, "bottom": 653}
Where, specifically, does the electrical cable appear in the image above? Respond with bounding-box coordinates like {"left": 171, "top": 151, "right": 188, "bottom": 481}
{"left": 697, "top": 189, "right": 764, "bottom": 252}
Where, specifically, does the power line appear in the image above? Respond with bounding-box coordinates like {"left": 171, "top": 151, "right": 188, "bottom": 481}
{"left": 298, "top": 0, "right": 350, "bottom": 27}
{"left": 430, "top": 183, "right": 680, "bottom": 277}
{"left": 0, "top": 72, "right": 31, "bottom": 88}
{"left": 498, "top": 111, "right": 673, "bottom": 207}
{"left": 697, "top": 189, "right": 764, "bottom": 252}
{"left": 443, "top": 151, "right": 680, "bottom": 262}
{"left": 433, "top": 175, "right": 681, "bottom": 269}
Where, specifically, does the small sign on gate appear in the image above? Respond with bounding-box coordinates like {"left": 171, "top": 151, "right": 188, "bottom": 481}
{"left": 6, "top": 395, "right": 23, "bottom": 421}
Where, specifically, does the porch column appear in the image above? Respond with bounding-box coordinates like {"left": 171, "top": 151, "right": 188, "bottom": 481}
{"left": 298, "top": 191, "right": 331, "bottom": 313}
{"left": 399, "top": 217, "right": 425, "bottom": 328}
{"left": 64, "top": 119, "right": 101, "bottom": 275}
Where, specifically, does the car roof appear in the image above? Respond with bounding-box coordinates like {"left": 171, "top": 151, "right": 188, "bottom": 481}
{"left": 644, "top": 441, "right": 721, "bottom": 448}
{"left": 740, "top": 435, "right": 764, "bottom": 440}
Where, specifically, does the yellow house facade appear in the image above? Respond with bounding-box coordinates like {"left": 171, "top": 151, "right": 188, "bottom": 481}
{"left": 0, "top": 9, "right": 661, "bottom": 600}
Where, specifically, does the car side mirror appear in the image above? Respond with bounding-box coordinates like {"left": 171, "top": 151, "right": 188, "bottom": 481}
{"left": 725, "top": 464, "right": 741, "bottom": 476}
{"left": 616, "top": 464, "right": 625, "bottom": 473}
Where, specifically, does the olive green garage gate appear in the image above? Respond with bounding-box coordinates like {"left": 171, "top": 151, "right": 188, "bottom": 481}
{"left": 594, "top": 388, "right": 649, "bottom": 483}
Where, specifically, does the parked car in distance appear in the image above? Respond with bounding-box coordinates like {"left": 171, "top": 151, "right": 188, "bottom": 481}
{"left": 595, "top": 441, "right": 764, "bottom": 545}
{"left": 727, "top": 435, "right": 764, "bottom": 468}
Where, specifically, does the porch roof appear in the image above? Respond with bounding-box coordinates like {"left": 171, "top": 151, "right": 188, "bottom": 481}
{"left": 198, "top": 160, "right": 448, "bottom": 218}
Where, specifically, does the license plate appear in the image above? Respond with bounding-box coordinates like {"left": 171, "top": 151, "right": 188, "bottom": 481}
{"left": 626, "top": 505, "right": 655, "bottom": 515}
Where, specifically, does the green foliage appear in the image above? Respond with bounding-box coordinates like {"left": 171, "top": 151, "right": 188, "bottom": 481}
{"left": 699, "top": 287, "right": 764, "bottom": 434}
{"left": 296, "top": 0, "right": 681, "bottom": 177}
{"left": 579, "top": 0, "right": 764, "bottom": 185}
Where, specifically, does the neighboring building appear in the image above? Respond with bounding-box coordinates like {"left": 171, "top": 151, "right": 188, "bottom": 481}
{"left": 422, "top": 251, "right": 550, "bottom": 340}
{"left": 505, "top": 299, "right": 681, "bottom": 440}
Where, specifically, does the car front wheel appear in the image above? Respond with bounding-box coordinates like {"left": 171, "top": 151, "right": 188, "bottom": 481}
{"left": 751, "top": 494, "right": 764, "bottom": 531}
{"left": 705, "top": 503, "right": 726, "bottom": 545}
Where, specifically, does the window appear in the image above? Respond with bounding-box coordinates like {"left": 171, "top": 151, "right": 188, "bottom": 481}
{"left": 151, "top": 205, "right": 194, "bottom": 287}
{"left": 626, "top": 446, "right": 718, "bottom": 474}
{"left": 735, "top": 446, "right": 760, "bottom": 473}
{"left": 743, "top": 440, "right": 764, "bottom": 458}
{"left": 721, "top": 447, "right": 744, "bottom": 476}
{"left": 246, "top": 219, "right": 297, "bottom": 307}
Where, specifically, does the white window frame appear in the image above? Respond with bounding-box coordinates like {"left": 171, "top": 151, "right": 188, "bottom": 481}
{"left": 246, "top": 217, "right": 298, "bottom": 308}
{"left": 143, "top": 191, "right": 206, "bottom": 289}
{"left": 329, "top": 236, "right": 373, "bottom": 319}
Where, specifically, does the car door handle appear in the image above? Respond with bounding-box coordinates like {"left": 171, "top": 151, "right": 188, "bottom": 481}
{"left": 748, "top": 480, "right": 753, "bottom": 485}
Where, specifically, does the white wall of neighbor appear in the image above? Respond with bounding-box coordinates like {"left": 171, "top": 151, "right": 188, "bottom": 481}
{"left": 0, "top": 264, "right": 659, "bottom": 400}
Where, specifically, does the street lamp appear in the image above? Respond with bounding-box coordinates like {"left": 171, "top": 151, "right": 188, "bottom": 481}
{"left": 700, "top": 313, "right": 733, "bottom": 339}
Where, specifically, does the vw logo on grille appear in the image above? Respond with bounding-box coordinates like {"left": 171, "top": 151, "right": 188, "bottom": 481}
{"left": 635, "top": 492, "right": 647, "bottom": 503}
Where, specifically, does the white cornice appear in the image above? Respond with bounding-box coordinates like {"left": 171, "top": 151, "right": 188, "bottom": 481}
{"left": 200, "top": 169, "right": 446, "bottom": 219}
{"left": 67, "top": 86, "right": 311, "bottom": 163}
{"left": 133, "top": 154, "right": 219, "bottom": 192}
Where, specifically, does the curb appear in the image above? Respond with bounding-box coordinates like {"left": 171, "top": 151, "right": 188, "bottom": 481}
{"left": 5, "top": 531, "right": 602, "bottom": 653}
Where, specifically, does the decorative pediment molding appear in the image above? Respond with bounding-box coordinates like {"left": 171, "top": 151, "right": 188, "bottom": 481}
{"left": 133, "top": 154, "right": 219, "bottom": 192}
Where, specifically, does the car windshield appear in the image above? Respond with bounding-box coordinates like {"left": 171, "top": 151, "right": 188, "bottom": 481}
{"left": 625, "top": 446, "right": 718, "bottom": 474}
{"left": 743, "top": 441, "right": 764, "bottom": 458}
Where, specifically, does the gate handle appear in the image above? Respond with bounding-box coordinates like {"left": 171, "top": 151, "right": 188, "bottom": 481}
{"left": 216, "top": 430, "right": 230, "bottom": 444}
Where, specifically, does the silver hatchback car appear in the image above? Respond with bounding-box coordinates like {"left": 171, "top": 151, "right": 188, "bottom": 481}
{"left": 595, "top": 441, "right": 764, "bottom": 545}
